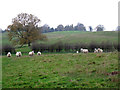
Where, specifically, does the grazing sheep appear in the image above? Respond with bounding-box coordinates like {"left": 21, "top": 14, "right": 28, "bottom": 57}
{"left": 29, "top": 52, "right": 33, "bottom": 56}
{"left": 98, "top": 48, "right": 103, "bottom": 53}
{"left": 76, "top": 51, "right": 79, "bottom": 53}
{"left": 29, "top": 51, "right": 34, "bottom": 56}
{"left": 16, "top": 52, "right": 22, "bottom": 57}
{"left": 81, "top": 48, "right": 88, "bottom": 53}
{"left": 94, "top": 48, "right": 98, "bottom": 53}
{"left": 37, "top": 51, "right": 41, "bottom": 55}
{"left": 7, "top": 52, "right": 11, "bottom": 57}
{"left": 32, "top": 51, "right": 35, "bottom": 55}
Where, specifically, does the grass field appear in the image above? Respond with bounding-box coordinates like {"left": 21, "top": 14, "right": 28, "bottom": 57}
{"left": 41, "top": 31, "right": 118, "bottom": 44}
{"left": 1, "top": 31, "right": 118, "bottom": 53}
{"left": 2, "top": 31, "right": 118, "bottom": 45}
{"left": 2, "top": 52, "right": 119, "bottom": 88}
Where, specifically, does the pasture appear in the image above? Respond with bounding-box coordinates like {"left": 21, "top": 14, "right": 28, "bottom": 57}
{"left": 2, "top": 31, "right": 118, "bottom": 46}
{"left": 43, "top": 31, "right": 118, "bottom": 44}
{"left": 2, "top": 52, "right": 119, "bottom": 88}
{"left": 2, "top": 31, "right": 119, "bottom": 88}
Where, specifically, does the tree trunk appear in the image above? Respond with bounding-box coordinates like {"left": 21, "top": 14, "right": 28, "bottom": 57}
{"left": 28, "top": 42, "right": 31, "bottom": 46}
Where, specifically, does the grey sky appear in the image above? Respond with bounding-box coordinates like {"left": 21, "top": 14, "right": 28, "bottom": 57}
{"left": 0, "top": 0, "right": 119, "bottom": 31}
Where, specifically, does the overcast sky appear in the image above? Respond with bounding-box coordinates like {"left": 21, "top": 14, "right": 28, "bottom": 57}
{"left": 0, "top": 0, "right": 119, "bottom": 31}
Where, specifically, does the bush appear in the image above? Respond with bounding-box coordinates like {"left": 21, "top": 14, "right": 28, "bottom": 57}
{"left": 31, "top": 41, "right": 118, "bottom": 53}
{"left": 88, "top": 41, "right": 99, "bottom": 52}
{"left": 2, "top": 44, "right": 16, "bottom": 55}
{"left": 31, "top": 43, "right": 40, "bottom": 53}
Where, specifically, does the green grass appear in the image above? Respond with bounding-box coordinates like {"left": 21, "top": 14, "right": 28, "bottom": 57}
{"left": 41, "top": 31, "right": 118, "bottom": 44}
{"left": 15, "top": 46, "right": 31, "bottom": 53}
{"left": 2, "top": 31, "right": 118, "bottom": 45}
{"left": 2, "top": 52, "right": 118, "bottom": 88}
{"left": 2, "top": 32, "right": 12, "bottom": 45}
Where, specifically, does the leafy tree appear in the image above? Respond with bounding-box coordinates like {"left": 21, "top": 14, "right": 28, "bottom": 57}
{"left": 64, "top": 25, "right": 70, "bottom": 31}
{"left": 56, "top": 24, "right": 64, "bottom": 31}
{"left": 74, "top": 23, "right": 86, "bottom": 31}
{"left": 42, "top": 24, "right": 50, "bottom": 33}
{"left": 7, "top": 13, "right": 47, "bottom": 47}
{"left": 116, "top": 26, "right": 120, "bottom": 31}
{"left": 89, "top": 26, "right": 93, "bottom": 32}
{"left": 95, "top": 25, "right": 105, "bottom": 31}
{"left": 50, "top": 27, "right": 54, "bottom": 32}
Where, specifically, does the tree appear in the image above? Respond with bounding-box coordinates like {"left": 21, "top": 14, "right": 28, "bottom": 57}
{"left": 64, "top": 25, "right": 70, "bottom": 31}
{"left": 89, "top": 26, "right": 93, "bottom": 32}
{"left": 56, "top": 24, "right": 64, "bottom": 31}
{"left": 95, "top": 25, "right": 105, "bottom": 31}
{"left": 42, "top": 24, "right": 50, "bottom": 33}
{"left": 116, "top": 26, "right": 120, "bottom": 31}
{"left": 7, "top": 13, "right": 47, "bottom": 47}
{"left": 64, "top": 24, "right": 74, "bottom": 31}
{"left": 74, "top": 23, "right": 86, "bottom": 31}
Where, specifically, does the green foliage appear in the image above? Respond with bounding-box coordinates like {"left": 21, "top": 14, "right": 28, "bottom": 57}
{"left": 2, "top": 52, "right": 118, "bottom": 88}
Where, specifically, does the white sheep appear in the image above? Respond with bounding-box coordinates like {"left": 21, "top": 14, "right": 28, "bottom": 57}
{"left": 7, "top": 52, "right": 11, "bottom": 57}
{"left": 37, "top": 51, "right": 41, "bottom": 55}
{"left": 16, "top": 52, "right": 22, "bottom": 57}
{"left": 98, "top": 48, "right": 103, "bottom": 53}
{"left": 76, "top": 51, "right": 79, "bottom": 53}
{"left": 81, "top": 48, "right": 88, "bottom": 53}
{"left": 29, "top": 51, "right": 34, "bottom": 56}
{"left": 32, "top": 51, "right": 35, "bottom": 55}
{"left": 94, "top": 48, "right": 98, "bottom": 53}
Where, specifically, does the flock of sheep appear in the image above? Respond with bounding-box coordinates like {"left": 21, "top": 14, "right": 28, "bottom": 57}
{"left": 6, "top": 48, "right": 103, "bottom": 57}
{"left": 7, "top": 51, "right": 41, "bottom": 57}
{"left": 79, "top": 48, "right": 103, "bottom": 53}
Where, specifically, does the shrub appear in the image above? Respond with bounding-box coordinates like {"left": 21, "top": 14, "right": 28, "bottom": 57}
{"left": 88, "top": 41, "right": 99, "bottom": 52}
{"left": 31, "top": 43, "right": 40, "bottom": 53}
{"left": 31, "top": 41, "right": 118, "bottom": 53}
{"left": 2, "top": 44, "right": 16, "bottom": 55}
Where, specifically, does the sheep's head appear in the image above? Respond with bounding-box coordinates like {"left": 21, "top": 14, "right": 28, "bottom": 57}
{"left": 18, "top": 52, "right": 21, "bottom": 56}
{"left": 32, "top": 51, "right": 34, "bottom": 54}
{"left": 7, "top": 52, "right": 11, "bottom": 57}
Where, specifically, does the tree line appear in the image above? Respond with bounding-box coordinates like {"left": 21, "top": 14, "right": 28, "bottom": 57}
{"left": 41, "top": 23, "right": 105, "bottom": 33}
{"left": 1, "top": 41, "right": 119, "bottom": 55}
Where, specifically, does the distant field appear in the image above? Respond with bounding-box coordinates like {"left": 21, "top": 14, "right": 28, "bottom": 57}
{"left": 41, "top": 31, "right": 118, "bottom": 44}
{"left": 2, "top": 52, "right": 118, "bottom": 88}
{"left": 2, "top": 31, "right": 118, "bottom": 45}
{"left": 1, "top": 32, "right": 12, "bottom": 45}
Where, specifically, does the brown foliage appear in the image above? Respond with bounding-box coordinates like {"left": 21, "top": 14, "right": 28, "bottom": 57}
{"left": 7, "top": 13, "right": 47, "bottom": 46}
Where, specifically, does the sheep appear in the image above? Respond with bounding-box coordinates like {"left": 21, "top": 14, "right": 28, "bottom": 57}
{"left": 7, "top": 52, "right": 11, "bottom": 57}
{"left": 81, "top": 48, "right": 88, "bottom": 53}
{"left": 32, "top": 51, "right": 35, "bottom": 55}
{"left": 29, "top": 51, "right": 34, "bottom": 56}
{"left": 16, "top": 52, "right": 22, "bottom": 57}
{"left": 29, "top": 52, "right": 33, "bottom": 56}
{"left": 94, "top": 48, "right": 98, "bottom": 53}
{"left": 37, "top": 51, "right": 41, "bottom": 55}
{"left": 76, "top": 51, "right": 79, "bottom": 53}
{"left": 98, "top": 48, "right": 103, "bottom": 53}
